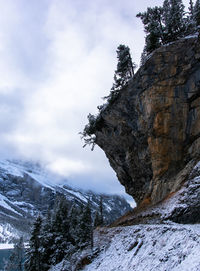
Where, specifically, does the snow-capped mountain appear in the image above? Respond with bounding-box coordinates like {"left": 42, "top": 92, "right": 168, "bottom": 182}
{"left": 0, "top": 160, "right": 131, "bottom": 243}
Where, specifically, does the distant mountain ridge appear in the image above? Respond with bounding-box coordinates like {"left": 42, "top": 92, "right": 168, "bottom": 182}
{"left": 0, "top": 160, "right": 131, "bottom": 243}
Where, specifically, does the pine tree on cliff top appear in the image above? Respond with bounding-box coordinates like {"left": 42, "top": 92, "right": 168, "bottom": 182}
{"left": 81, "top": 44, "right": 135, "bottom": 149}
{"left": 137, "top": 0, "right": 188, "bottom": 56}
{"left": 137, "top": 6, "right": 164, "bottom": 54}
{"left": 186, "top": 0, "right": 196, "bottom": 33}
{"left": 189, "top": 0, "right": 194, "bottom": 16}
{"left": 112, "top": 44, "right": 135, "bottom": 91}
{"left": 104, "top": 44, "right": 135, "bottom": 102}
{"left": 163, "top": 0, "right": 186, "bottom": 42}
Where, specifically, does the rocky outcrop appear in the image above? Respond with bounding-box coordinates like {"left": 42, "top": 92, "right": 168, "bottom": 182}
{"left": 95, "top": 35, "right": 200, "bottom": 206}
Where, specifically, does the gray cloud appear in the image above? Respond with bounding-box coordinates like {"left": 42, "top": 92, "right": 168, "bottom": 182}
{"left": 0, "top": 0, "right": 190, "bottom": 203}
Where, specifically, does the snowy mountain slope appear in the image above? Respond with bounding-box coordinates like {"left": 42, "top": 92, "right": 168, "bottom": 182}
{"left": 49, "top": 223, "right": 200, "bottom": 271}
{"left": 80, "top": 224, "right": 200, "bottom": 271}
{"left": 0, "top": 160, "right": 131, "bottom": 242}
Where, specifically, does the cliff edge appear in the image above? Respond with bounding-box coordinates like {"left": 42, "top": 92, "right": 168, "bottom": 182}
{"left": 94, "top": 35, "right": 200, "bottom": 211}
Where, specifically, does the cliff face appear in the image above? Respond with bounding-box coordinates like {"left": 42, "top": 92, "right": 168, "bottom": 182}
{"left": 95, "top": 35, "right": 200, "bottom": 206}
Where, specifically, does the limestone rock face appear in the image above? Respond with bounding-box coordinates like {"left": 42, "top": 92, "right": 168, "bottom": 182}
{"left": 95, "top": 36, "right": 200, "bottom": 205}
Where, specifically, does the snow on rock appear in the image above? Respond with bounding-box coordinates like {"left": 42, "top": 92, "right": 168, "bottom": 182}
{"left": 160, "top": 161, "right": 200, "bottom": 223}
{"left": 0, "top": 160, "right": 24, "bottom": 178}
{"left": 61, "top": 187, "right": 88, "bottom": 203}
{"left": 0, "top": 194, "right": 22, "bottom": 216}
{"left": 0, "top": 223, "right": 23, "bottom": 244}
{"left": 82, "top": 224, "right": 200, "bottom": 271}
{"left": 113, "top": 160, "right": 200, "bottom": 227}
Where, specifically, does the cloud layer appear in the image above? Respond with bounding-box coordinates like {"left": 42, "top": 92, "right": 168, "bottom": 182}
{"left": 0, "top": 0, "right": 190, "bottom": 201}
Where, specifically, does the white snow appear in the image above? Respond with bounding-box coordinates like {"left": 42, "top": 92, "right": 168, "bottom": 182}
{"left": 62, "top": 188, "right": 88, "bottom": 203}
{"left": 82, "top": 224, "right": 200, "bottom": 271}
{"left": 0, "top": 194, "right": 22, "bottom": 216}
{"left": 0, "top": 159, "right": 54, "bottom": 189}
{"left": 0, "top": 223, "right": 22, "bottom": 244}
{"left": 104, "top": 204, "right": 112, "bottom": 211}
{"left": 193, "top": 161, "right": 200, "bottom": 170}
{"left": 0, "top": 160, "right": 24, "bottom": 178}
{"left": 0, "top": 243, "right": 14, "bottom": 250}
{"left": 28, "top": 172, "right": 54, "bottom": 189}
{"left": 181, "top": 33, "right": 198, "bottom": 40}
{"left": 0, "top": 242, "right": 29, "bottom": 250}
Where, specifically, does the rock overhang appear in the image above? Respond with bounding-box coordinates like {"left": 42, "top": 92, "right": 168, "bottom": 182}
{"left": 95, "top": 35, "right": 200, "bottom": 206}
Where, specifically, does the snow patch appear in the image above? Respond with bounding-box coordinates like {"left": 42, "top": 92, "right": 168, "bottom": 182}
{"left": 0, "top": 160, "right": 24, "bottom": 178}
{"left": 0, "top": 194, "right": 22, "bottom": 216}
{"left": 62, "top": 188, "right": 88, "bottom": 203}
{"left": 0, "top": 243, "right": 14, "bottom": 250}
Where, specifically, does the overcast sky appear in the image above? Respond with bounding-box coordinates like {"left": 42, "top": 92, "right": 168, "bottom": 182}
{"left": 0, "top": 0, "right": 190, "bottom": 203}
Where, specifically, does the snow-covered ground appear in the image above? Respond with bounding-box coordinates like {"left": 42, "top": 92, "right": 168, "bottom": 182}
{"left": 0, "top": 224, "right": 23, "bottom": 244}
{"left": 82, "top": 223, "right": 200, "bottom": 271}
{"left": 0, "top": 243, "right": 14, "bottom": 250}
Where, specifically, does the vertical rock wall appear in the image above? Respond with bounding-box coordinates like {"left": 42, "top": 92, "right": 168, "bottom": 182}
{"left": 95, "top": 36, "right": 200, "bottom": 205}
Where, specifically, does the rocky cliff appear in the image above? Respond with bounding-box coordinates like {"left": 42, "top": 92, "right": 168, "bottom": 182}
{"left": 94, "top": 35, "right": 200, "bottom": 208}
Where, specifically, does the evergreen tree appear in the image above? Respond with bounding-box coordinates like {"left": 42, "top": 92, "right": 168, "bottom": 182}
{"left": 137, "top": 0, "right": 188, "bottom": 57}
{"left": 69, "top": 204, "right": 80, "bottom": 244}
{"left": 194, "top": 0, "right": 200, "bottom": 26}
{"left": 189, "top": 0, "right": 194, "bottom": 16}
{"left": 50, "top": 195, "right": 73, "bottom": 265}
{"left": 25, "top": 216, "right": 43, "bottom": 271}
{"left": 99, "top": 196, "right": 104, "bottom": 226}
{"left": 104, "top": 44, "right": 135, "bottom": 104}
{"left": 24, "top": 196, "right": 98, "bottom": 270}
{"left": 186, "top": 0, "right": 196, "bottom": 33}
{"left": 39, "top": 210, "right": 54, "bottom": 270}
{"left": 81, "top": 44, "right": 136, "bottom": 149}
{"left": 78, "top": 201, "right": 93, "bottom": 249}
{"left": 5, "top": 237, "right": 24, "bottom": 271}
{"left": 137, "top": 6, "right": 164, "bottom": 53}
{"left": 112, "top": 44, "right": 135, "bottom": 91}
{"left": 81, "top": 113, "right": 98, "bottom": 150}
{"left": 94, "top": 211, "right": 101, "bottom": 228}
{"left": 94, "top": 196, "right": 104, "bottom": 227}
{"left": 163, "top": 0, "right": 186, "bottom": 42}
